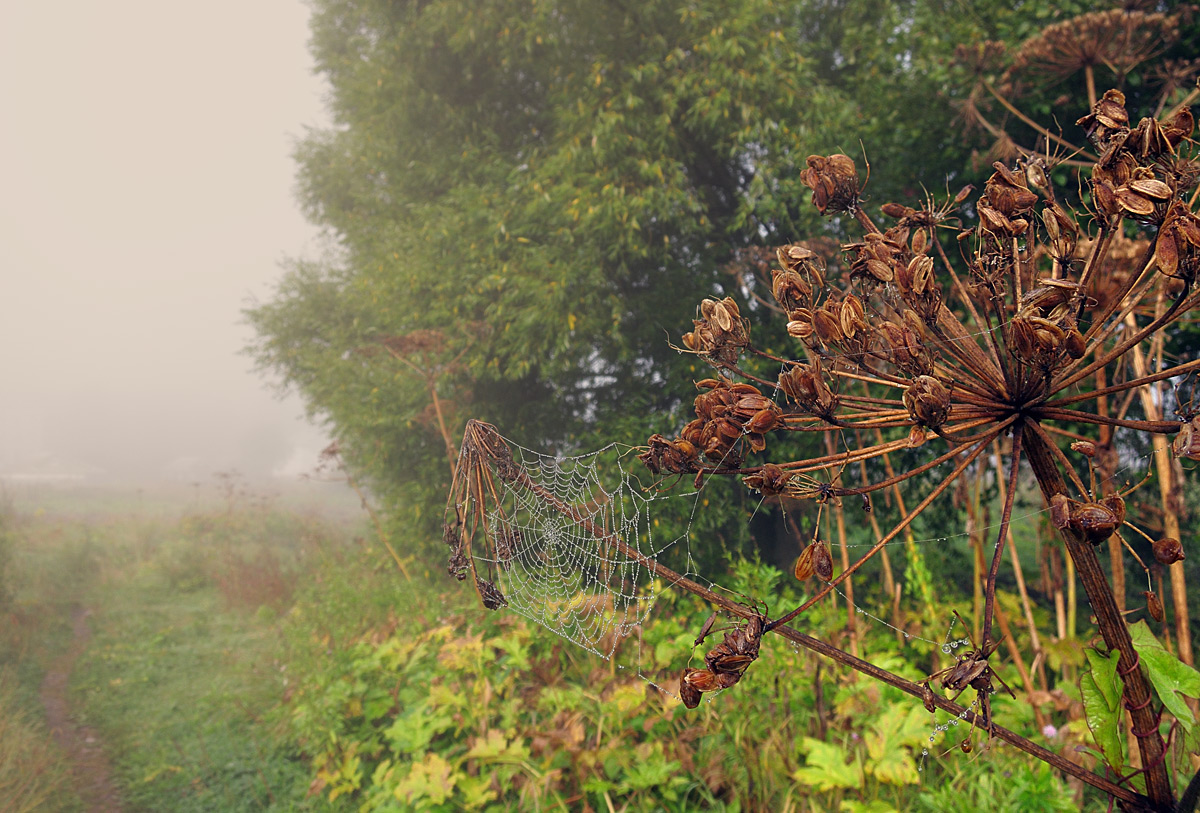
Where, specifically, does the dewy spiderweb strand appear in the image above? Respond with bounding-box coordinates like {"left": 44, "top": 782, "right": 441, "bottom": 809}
{"left": 445, "top": 420, "right": 698, "bottom": 661}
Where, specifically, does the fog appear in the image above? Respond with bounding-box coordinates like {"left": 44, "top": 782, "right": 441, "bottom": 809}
{"left": 0, "top": 2, "right": 332, "bottom": 484}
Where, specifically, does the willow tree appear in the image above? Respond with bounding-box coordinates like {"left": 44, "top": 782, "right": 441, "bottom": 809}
{"left": 248, "top": 0, "right": 1111, "bottom": 556}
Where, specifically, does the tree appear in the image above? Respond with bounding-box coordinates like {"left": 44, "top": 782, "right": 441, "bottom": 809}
{"left": 249, "top": 0, "right": 1116, "bottom": 551}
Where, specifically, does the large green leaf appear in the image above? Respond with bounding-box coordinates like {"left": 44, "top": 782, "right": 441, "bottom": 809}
{"left": 1128, "top": 621, "right": 1200, "bottom": 732}
{"left": 794, "top": 737, "right": 864, "bottom": 792}
{"left": 863, "top": 704, "right": 927, "bottom": 786}
{"left": 1080, "top": 646, "right": 1124, "bottom": 772}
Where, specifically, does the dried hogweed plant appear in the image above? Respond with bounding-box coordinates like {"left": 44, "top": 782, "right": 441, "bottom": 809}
{"left": 446, "top": 13, "right": 1200, "bottom": 808}
{"left": 638, "top": 86, "right": 1199, "bottom": 808}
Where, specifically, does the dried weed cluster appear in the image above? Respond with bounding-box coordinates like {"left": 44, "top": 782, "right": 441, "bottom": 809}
{"left": 642, "top": 83, "right": 1199, "bottom": 803}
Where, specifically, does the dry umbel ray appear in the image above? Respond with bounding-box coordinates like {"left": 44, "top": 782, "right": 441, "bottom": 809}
{"left": 444, "top": 419, "right": 1157, "bottom": 810}
{"left": 637, "top": 87, "right": 1197, "bottom": 810}
{"left": 448, "top": 86, "right": 1198, "bottom": 811}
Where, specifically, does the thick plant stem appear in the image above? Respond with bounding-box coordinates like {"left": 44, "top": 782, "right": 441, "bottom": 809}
{"left": 1023, "top": 427, "right": 1173, "bottom": 808}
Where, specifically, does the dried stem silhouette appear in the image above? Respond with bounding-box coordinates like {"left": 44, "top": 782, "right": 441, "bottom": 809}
{"left": 446, "top": 28, "right": 1200, "bottom": 813}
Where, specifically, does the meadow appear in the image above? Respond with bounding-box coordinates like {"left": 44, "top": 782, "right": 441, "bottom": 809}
{"left": 0, "top": 476, "right": 1146, "bottom": 811}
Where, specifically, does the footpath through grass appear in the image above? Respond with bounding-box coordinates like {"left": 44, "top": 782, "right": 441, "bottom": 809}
{"left": 0, "top": 480, "right": 359, "bottom": 813}
{"left": 0, "top": 479, "right": 1106, "bottom": 812}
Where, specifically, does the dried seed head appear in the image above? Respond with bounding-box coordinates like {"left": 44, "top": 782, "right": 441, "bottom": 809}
{"left": 1078, "top": 88, "right": 1130, "bottom": 143}
{"left": 1145, "top": 590, "right": 1165, "bottom": 623}
{"left": 478, "top": 578, "right": 507, "bottom": 610}
{"left": 1152, "top": 537, "right": 1185, "bottom": 565}
{"left": 800, "top": 153, "right": 862, "bottom": 214}
{"left": 779, "top": 362, "right": 838, "bottom": 416}
{"left": 903, "top": 376, "right": 952, "bottom": 428}
{"left": 745, "top": 463, "right": 793, "bottom": 496}
{"left": 983, "top": 162, "right": 1039, "bottom": 217}
{"left": 772, "top": 269, "right": 812, "bottom": 311}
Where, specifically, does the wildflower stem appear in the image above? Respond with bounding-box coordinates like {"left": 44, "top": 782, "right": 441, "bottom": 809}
{"left": 980, "top": 423, "right": 1023, "bottom": 653}
{"left": 1044, "top": 355, "right": 1200, "bottom": 408}
{"left": 933, "top": 235, "right": 1006, "bottom": 376}
{"left": 1055, "top": 283, "right": 1198, "bottom": 394}
{"left": 1035, "top": 406, "right": 1180, "bottom": 433}
{"left": 982, "top": 79, "right": 1096, "bottom": 161}
{"left": 768, "top": 431, "right": 995, "bottom": 630}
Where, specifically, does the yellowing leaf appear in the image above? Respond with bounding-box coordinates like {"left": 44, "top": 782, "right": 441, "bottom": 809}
{"left": 863, "top": 705, "right": 925, "bottom": 785}
{"left": 609, "top": 682, "right": 645, "bottom": 714}
{"left": 464, "top": 728, "right": 530, "bottom": 762}
{"left": 395, "top": 752, "right": 457, "bottom": 805}
{"left": 794, "top": 737, "right": 864, "bottom": 791}
{"left": 567, "top": 313, "right": 577, "bottom": 331}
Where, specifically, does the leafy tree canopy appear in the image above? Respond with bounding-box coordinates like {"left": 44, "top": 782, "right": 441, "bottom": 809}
{"left": 248, "top": 0, "right": 1116, "bottom": 545}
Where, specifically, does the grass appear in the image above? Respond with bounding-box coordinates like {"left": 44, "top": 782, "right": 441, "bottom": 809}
{"left": 0, "top": 478, "right": 364, "bottom": 813}
{"left": 0, "top": 475, "right": 1158, "bottom": 811}
{"left": 0, "top": 667, "right": 79, "bottom": 813}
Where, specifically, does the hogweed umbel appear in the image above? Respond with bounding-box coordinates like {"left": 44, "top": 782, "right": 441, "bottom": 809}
{"left": 643, "top": 87, "right": 1198, "bottom": 808}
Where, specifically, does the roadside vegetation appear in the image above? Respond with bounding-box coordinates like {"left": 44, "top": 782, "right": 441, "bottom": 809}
{"left": 0, "top": 479, "right": 1143, "bottom": 811}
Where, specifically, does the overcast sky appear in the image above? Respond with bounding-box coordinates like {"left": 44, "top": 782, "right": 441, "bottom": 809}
{"left": 0, "top": 1, "right": 334, "bottom": 482}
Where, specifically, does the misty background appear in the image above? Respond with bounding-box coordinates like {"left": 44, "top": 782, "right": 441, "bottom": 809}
{"left": 0, "top": 1, "right": 331, "bottom": 484}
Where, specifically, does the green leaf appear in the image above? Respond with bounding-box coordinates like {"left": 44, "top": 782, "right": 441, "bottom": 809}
{"left": 1129, "top": 621, "right": 1200, "bottom": 731}
{"left": 794, "top": 737, "right": 864, "bottom": 791}
{"left": 1080, "top": 647, "right": 1124, "bottom": 772}
{"left": 863, "top": 705, "right": 926, "bottom": 785}
{"left": 394, "top": 752, "right": 458, "bottom": 806}
{"left": 386, "top": 700, "right": 455, "bottom": 752}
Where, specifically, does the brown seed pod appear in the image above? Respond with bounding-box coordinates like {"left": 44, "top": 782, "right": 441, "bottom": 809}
{"left": 1063, "top": 326, "right": 1087, "bottom": 359}
{"left": 1152, "top": 537, "right": 1184, "bottom": 566}
{"left": 679, "top": 673, "right": 702, "bottom": 709}
{"left": 794, "top": 544, "right": 816, "bottom": 581}
{"left": 903, "top": 376, "right": 952, "bottom": 429}
{"left": 745, "top": 407, "right": 780, "bottom": 434}
{"left": 1172, "top": 417, "right": 1200, "bottom": 461}
{"left": 911, "top": 228, "right": 928, "bottom": 256}
{"left": 922, "top": 682, "right": 937, "bottom": 713}
{"left": 812, "top": 540, "right": 833, "bottom": 581}
{"left": 1070, "top": 440, "right": 1097, "bottom": 458}
{"left": 865, "top": 258, "right": 895, "bottom": 283}
{"left": 1145, "top": 590, "right": 1165, "bottom": 623}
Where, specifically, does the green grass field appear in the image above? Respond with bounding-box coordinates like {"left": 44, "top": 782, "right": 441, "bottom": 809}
{"left": 0, "top": 476, "right": 1163, "bottom": 812}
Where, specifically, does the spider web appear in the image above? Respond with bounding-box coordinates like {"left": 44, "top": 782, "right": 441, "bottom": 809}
{"left": 447, "top": 421, "right": 698, "bottom": 661}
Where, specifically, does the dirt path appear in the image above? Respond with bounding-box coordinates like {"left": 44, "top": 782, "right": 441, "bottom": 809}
{"left": 40, "top": 606, "right": 124, "bottom": 813}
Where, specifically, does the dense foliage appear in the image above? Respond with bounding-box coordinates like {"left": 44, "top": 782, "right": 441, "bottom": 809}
{"left": 248, "top": 0, "right": 1124, "bottom": 555}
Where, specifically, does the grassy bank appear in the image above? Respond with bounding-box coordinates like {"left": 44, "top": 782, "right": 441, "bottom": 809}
{"left": 0, "top": 480, "right": 1123, "bottom": 811}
